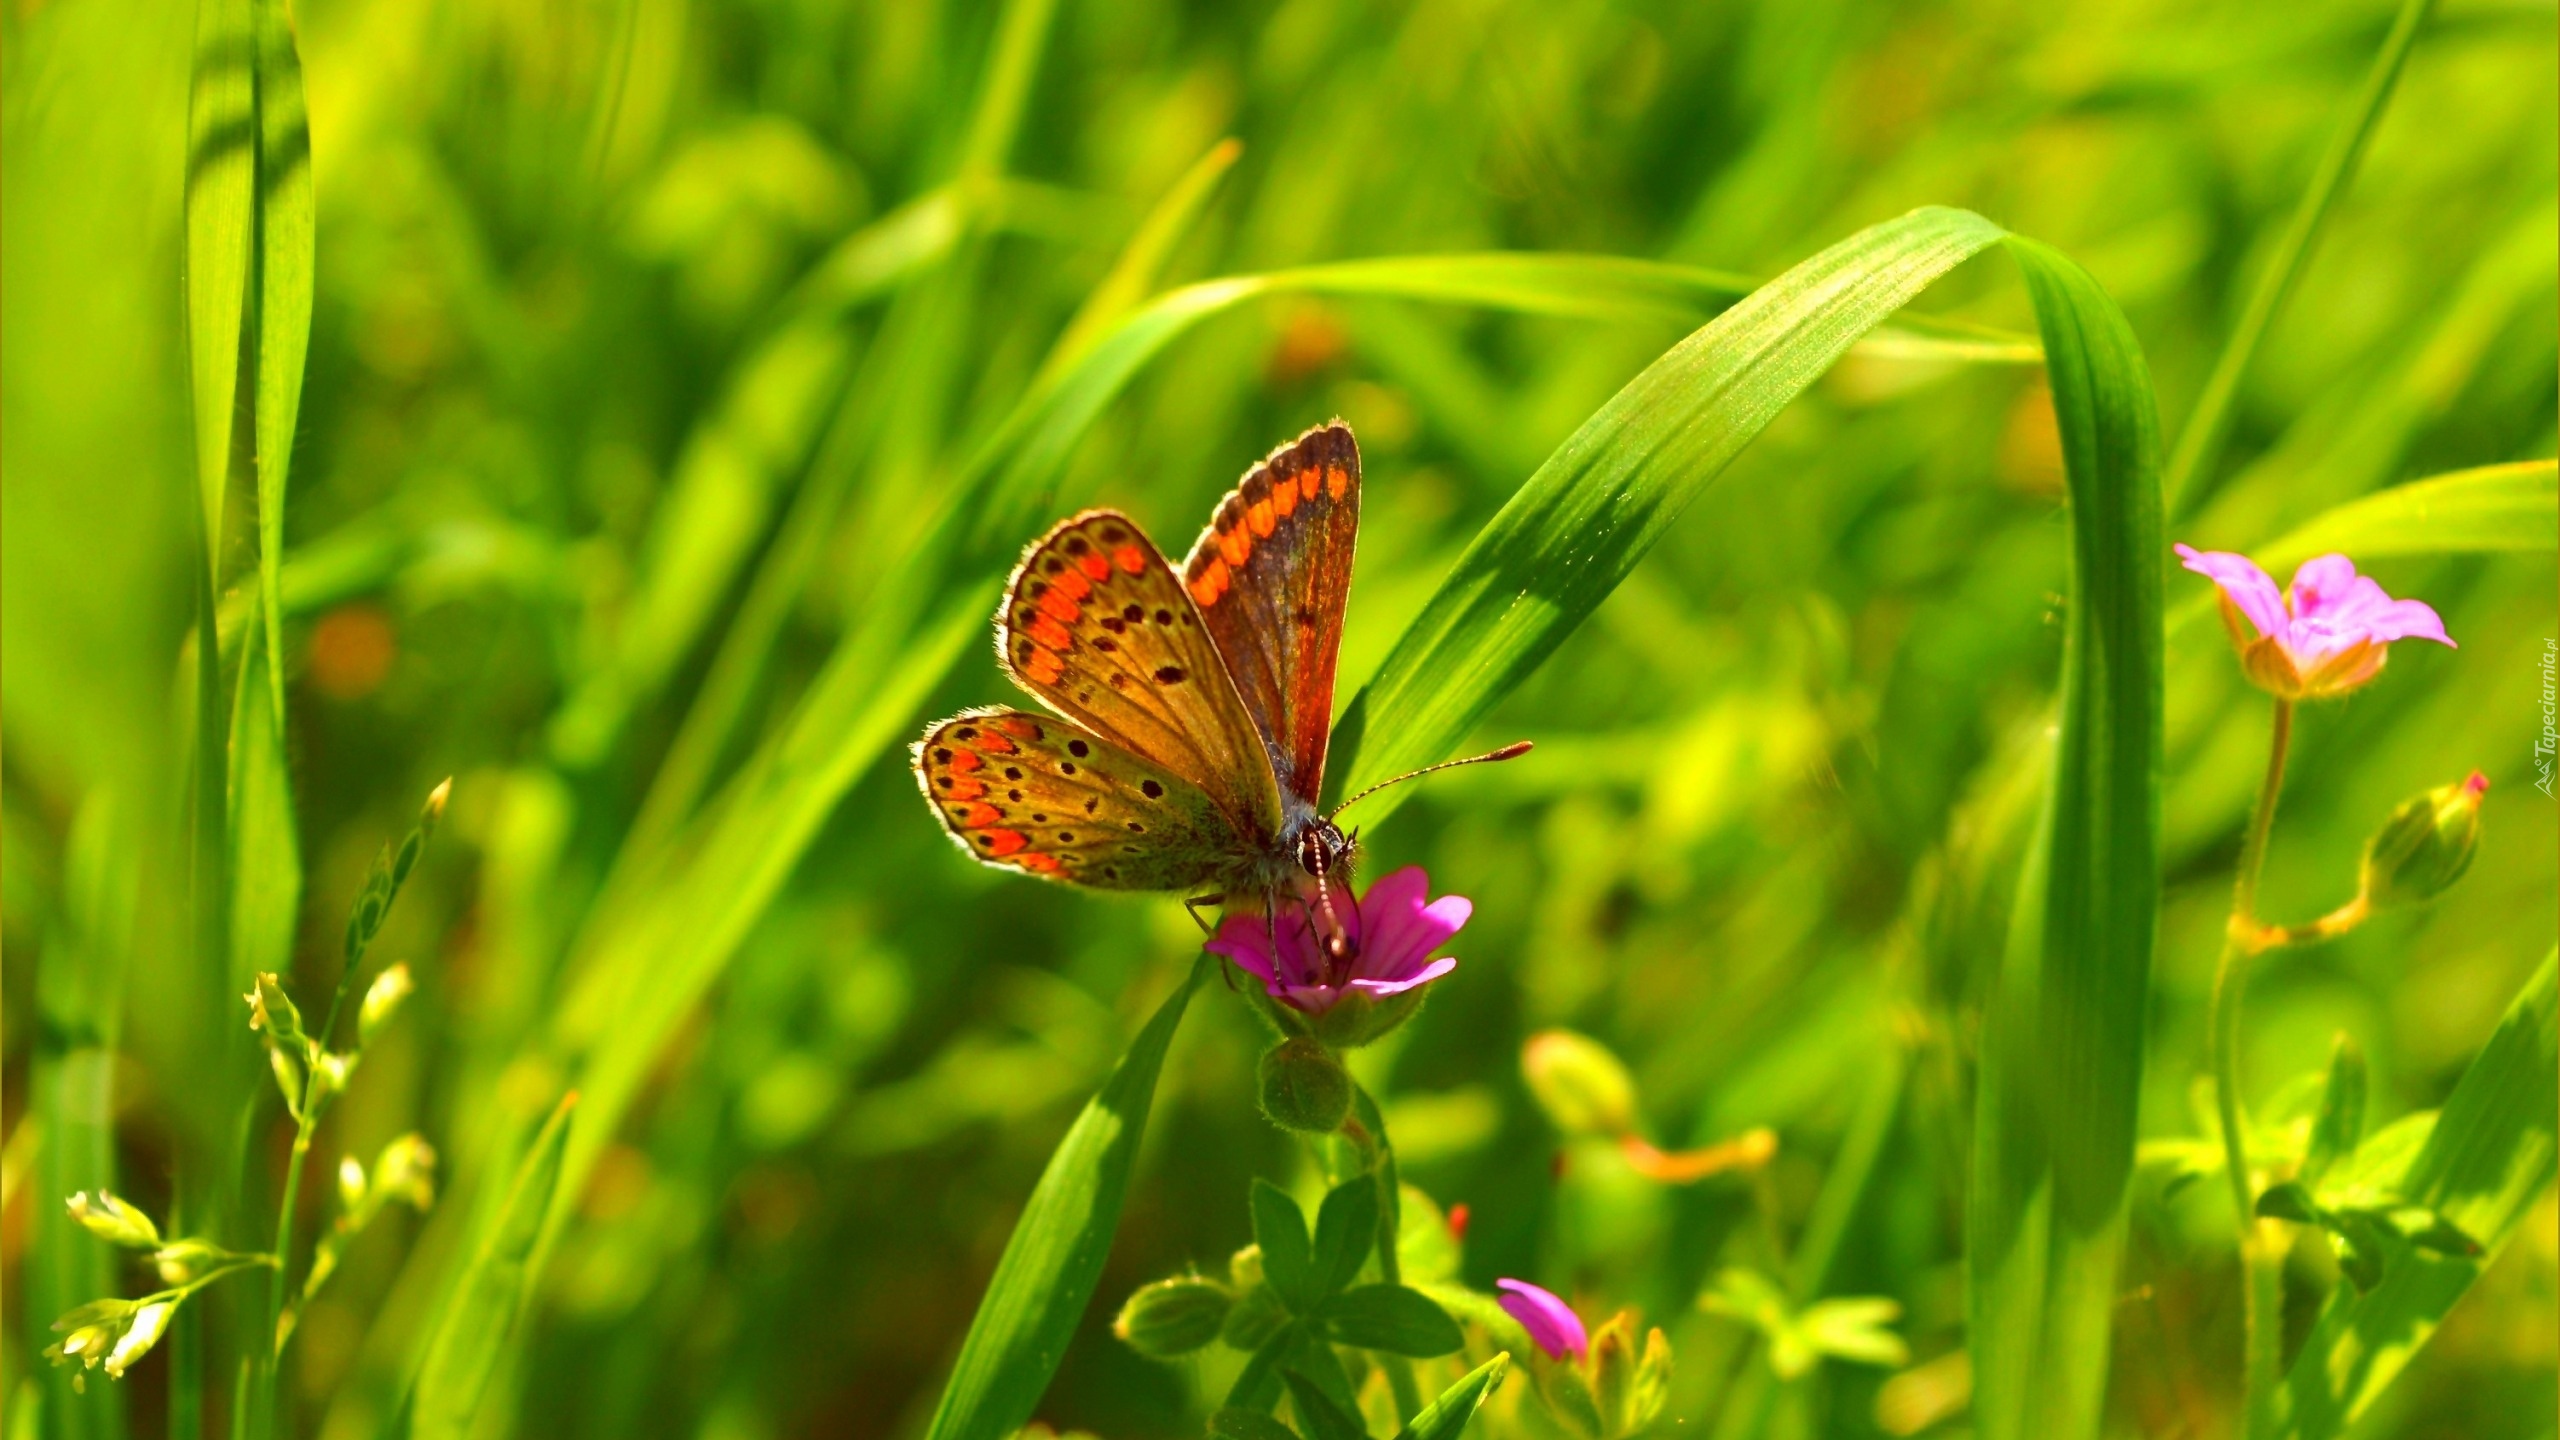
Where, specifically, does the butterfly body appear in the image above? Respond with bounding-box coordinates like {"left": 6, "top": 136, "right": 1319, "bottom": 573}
{"left": 914, "top": 422, "right": 1365, "bottom": 934}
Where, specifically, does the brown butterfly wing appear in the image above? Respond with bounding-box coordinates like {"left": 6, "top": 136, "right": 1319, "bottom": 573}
{"left": 913, "top": 708, "right": 1253, "bottom": 890}
{"left": 994, "top": 510, "right": 1285, "bottom": 847}
{"left": 1179, "top": 421, "right": 1359, "bottom": 811}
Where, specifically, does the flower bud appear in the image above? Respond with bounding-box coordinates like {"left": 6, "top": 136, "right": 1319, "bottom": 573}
{"left": 360, "top": 963, "right": 414, "bottom": 1044}
{"left": 2361, "top": 771, "right": 2486, "bottom": 910}
{"left": 104, "top": 1301, "right": 172, "bottom": 1379}
{"left": 372, "top": 1135, "right": 438, "bottom": 1211}
{"left": 66, "top": 1191, "right": 160, "bottom": 1249}
{"left": 1112, "top": 1275, "right": 1234, "bottom": 1358}
{"left": 1258, "top": 1036, "right": 1353, "bottom": 1133}
{"left": 339, "top": 1156, "right": 369, "bottom": 1211}
{"left": 1522, "top": 1030, "right": 1638, "bottom": 1138}
{"left": 245, "top": 973, "right": 308, "bottom": 1052}
{"left": 154, "top": 1238, "right": 225, "bottom": 1285}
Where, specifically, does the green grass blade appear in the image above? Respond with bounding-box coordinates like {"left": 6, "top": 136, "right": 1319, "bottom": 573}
{"left": 250, "top": 0, "right": 311, "bottom": 721}
{"left": 1392, "top": 1354, "right": 1509, "bottom": 1440}
{"left": 2274, "top": 951, "right": 2558, "bottom": 1439}
{"left": 1965, "top": 236, "right": 2164, "bottom": 1440}
{"left": 922, "top": 958, "right": 1206, "bottom": 1440}
{"left": 402, "top": 1092, "right": 576, "bottom": 1440}
{"left": 225, "top": 614, "right": 299, "bottom": 982}
{"left": 185, "top": 0, "right": 254, "bottom": 552}
{"left": 2248, "top": 458, "right": 2557, "bottom": 569}
{"left": 1040, "top": 137, "right": 1243, "bottom": 379}
{"left": 2161, "top": 0, "right": 2439, "bottom": 515}
{"left": 1326, "top": 207, "right": 2012, "bottom": 813}
{"left": 2169, "top": 460, "right": 2556, "bottom": 636}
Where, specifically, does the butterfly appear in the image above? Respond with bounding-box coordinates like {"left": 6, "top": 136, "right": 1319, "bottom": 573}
{"left": 912, "top": 420, "right": 1525, "bottom": 950}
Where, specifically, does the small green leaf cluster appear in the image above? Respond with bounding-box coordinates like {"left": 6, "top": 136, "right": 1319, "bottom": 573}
{"left": 1697, "top": 1268, "right": 1908, "bottom": 1382}
{"left": 2252, "top": 1037, "right": 2482, "bottom": 1294}
{"left": 1116, "top": 1173, "right": 1468, "bottom": 1437}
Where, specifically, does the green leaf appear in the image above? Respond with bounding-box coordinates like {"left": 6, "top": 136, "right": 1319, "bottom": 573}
{"left": 1317, "top": 1285, "right": 1463, "bottom": 1358}
{"left": 1797, "top": 1297, "right": 1910, "bottom": 1369}
{"left": 2302, "top": 1033, "right": 2366, "bottom": 1188}
{"left": 250, "top": 0, "right": 311, "bottom": 721}
{"left": 1282, "top": 1372, "right": 1367, "bottom": 1440}
{"left": 2254, "top": 1181, "right": 2321, "bottom": 1225}
{"left": 2274, "top": 951, "right": 2558, "bottom": 1438}
{"left": 1955, "top": 235, "right": 2165, "bottom": 1440}
{"left": 1392, "top": 1355, "right": 1509, "bottom": 1440}
{"left": 921, "top": 959, "right": 1205, "bottom": 1440}
{"left": 403, "top": 1092, "right": 575, "bottom": 1440}
{"left": 1252, "top": 1180, "right": 1318, "bottom": 1313}
{"left": 1308, "top": 1176, "right": 1380, "bottom": 1301}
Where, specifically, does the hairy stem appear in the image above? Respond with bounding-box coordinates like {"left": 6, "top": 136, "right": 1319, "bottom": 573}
{"left": 2210, "top": 698, "right": 2293, "bottom": 1434}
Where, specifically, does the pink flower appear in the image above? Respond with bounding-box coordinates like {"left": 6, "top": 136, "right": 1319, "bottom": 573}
{"left": 1496, "top": 1278, "right": 1588, "bottom": 1360}
{"left": 2175, "top": 546, "right": 2453, "bottom": 700}
{"left": 1206, "top": 866, "right": 1468, "bottom": 1017}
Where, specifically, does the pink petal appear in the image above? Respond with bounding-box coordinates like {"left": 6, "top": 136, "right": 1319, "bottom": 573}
{"left": 2175, "top": 544, "right": 2287, "bottom": 639}
{"left": 1205, "top": 916, "right": 1280, "bottom": 985}
{"left": 1496, "top": 1279, "right": 1588, "bottom": 1360}
{"left": 1345, "top": 956, "right": 1457, "bottom": 999}
{"left": 2359, "top": 597, "right": 2453, "bottom": 647}
{"left": 2286, "top": 553, "right": 2363, "bottom": 622}
{"left": 1353, "top": 867, "right": 1471, "bottom": 981}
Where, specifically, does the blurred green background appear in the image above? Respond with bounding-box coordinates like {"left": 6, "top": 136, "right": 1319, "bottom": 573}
{"left": 5, "top": 0, "right": 2553, "bottom": 1436}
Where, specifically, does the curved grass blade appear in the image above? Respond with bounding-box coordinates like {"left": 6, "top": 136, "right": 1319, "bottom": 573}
{"left": 1964, "top": 237, "right": 2163, "bottom": 1440}
{"left": 1310, "top": 211, "right": 2161, "bottom": 1440}
{"left": 2273, "top": 951, "right": 2558, "bottom": 1439}
{"left": 1393, "top": 1354, "right": 1509, "bottom": 1440}
{"left": 250, "top": 0, "right": 311, "bottom": 720}
{"left": 922, "top": 958, "right": 1206, "bottom": 1440}
{"left": 1324, "top": 206, "right": 2016, "bottom": 814}
{"left": 399, "top": 1092, "right": 575, "bottom": 1440}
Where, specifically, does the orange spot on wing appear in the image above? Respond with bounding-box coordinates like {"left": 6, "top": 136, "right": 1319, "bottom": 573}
{"left": 960, "top": 802, "right": 1003, "bottom": 827}
{"left": 995, "top": 716, "right": 1042, "bottom": 740}
{"left": 1027, "top": 648, "right": 1066, "bottom": 685}
{"left": 1271, "top": 479, "right": 1299, "bottom": 518}
{"left": 1037, "top": 587, "right": 1081, "bottom": 624}
{"left": 1052, "top": 567, "right": 1092, "bottom": 601}
{"left": 946, "top": 778, "right": 986, "bottom": 801}
{"left": 1029, "top": 616, "right": 1073, "bottom": 651}
{"left": 977, "top": 731, "right": 1017, "bottom": 755}
{"left": 985, "top": 829, "right": 1028, "bottom": 857}
{"left": 1189, "top": 559, "right": 1229, "bottom": 608}
{"left": 1326, "top": 465, "right": 1348, "bottom": 500}
{"left": 949, "top": 750, "right": 983, "bottom": 773}
{"left": 1018, "top": 852, "right": 1064, "bottom": 875}
{"left": 1216, "top": 527, "right": 1251, "bottom": 567}
{"left": 1247, "top": 497, "right": 1275, "bottom": 537}
{"left": 1300, "top": 470, "right": 1322, "bottom": 500}
{"left": 1078, "top": 551, "right": 1111, "bottom": 581}
{"left": 1114, "top": 545, "right": 1146, "bottom": 574}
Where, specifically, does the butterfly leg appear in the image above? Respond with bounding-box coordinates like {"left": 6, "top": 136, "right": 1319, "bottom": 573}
{"left": 1183, "top": 893, "right": 1225, "bottom": 934}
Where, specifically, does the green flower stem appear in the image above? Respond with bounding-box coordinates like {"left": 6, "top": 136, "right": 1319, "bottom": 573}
{"left": 1350, "top": 1084, "right": 1426, "bottom": 1423}
{"left": 2209, "top": 697, "right": 2293, "bottom": 1435}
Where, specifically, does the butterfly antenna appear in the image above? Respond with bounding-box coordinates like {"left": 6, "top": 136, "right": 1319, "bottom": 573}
{"left": 1327, "top": 741, "right": 1534, "bottom": 821}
